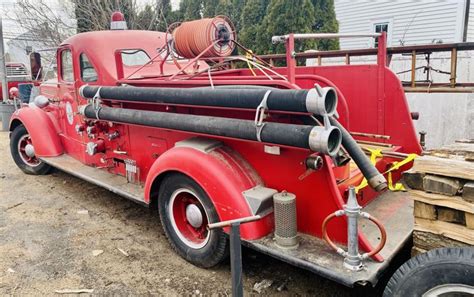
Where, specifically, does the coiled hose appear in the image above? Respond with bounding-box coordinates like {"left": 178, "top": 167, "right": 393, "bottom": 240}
{"left": 172, "top": 16, "right": 236, "bottom": 58}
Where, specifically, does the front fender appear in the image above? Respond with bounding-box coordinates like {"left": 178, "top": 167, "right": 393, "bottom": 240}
{"left": 144, "top": 142, "right": 273, "bottom": 240}
{"left": 10, "top": 106, "right": 63, "bottom": 157}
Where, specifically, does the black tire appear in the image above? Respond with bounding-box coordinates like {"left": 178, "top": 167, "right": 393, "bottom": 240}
{"left": 10, "top": 124, "right": 51, "bottom": 175}
{"left": 384, "top": 247, "right": 474, "bottom": 297}
{"left": 158, "top": 173, "right": 229, "bottom": 268}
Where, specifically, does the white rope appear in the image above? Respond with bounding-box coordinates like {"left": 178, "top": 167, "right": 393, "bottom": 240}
{"left": 227, "top": 57, "right": 288, "bottom": 81}
{"left": 254, "top": 90, "right": 272, "bottom": 142}
{"left": 207, "top": 67, "right": 214, "bottom": 89}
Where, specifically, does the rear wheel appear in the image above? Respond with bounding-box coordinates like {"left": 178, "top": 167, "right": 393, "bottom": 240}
{"left": 158, "top": 173, "right": 228, "bottom": 268}
{"left": 10, "top": 125, "right": 51, "bottom": 175}
{"left": 383, "top": 247, "right": 474, "bottom": 297}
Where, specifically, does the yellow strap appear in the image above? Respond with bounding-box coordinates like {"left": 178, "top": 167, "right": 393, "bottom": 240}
{"left": 385, "top": 153, "right": 418, "bottom": 191}
{"left": 355, "top": 150, "right": 418, "bottom": 193}
{"left": 388, "top": 172, "right": 405, "bottom": 191}
{"left": 355, "top": 148, "right": 382, "bottom": 193}
{"left": 369, "top": 148, "right": 383, "bottom": 164}
{"left": 245, "top": 51, "right": 257, "bottom": 76}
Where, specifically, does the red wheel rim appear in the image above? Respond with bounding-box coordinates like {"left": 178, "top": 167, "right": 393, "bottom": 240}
{"left": 17, "top": 134, "right": 40, "bottom": 167}
{"left": 168, "top": 188, "right": 210, "bottom": 249}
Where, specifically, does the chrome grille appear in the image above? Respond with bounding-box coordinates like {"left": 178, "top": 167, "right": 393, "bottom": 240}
{"left": 6, "top": 64, "right": 28, "bottom": 77}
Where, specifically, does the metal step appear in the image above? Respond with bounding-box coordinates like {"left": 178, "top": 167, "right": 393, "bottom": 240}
{"left": 40, "top": 155, "right": 146, "bottom": 205}
{"left": 244, "top": 191, "right": 413, "bottom": 287}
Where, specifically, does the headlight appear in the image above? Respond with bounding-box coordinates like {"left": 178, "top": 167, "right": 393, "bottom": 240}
{"left": 9, "top": 87, "right": 19, "bottom": 98}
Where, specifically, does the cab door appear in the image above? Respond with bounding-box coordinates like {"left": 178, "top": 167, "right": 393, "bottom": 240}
{"left": 57, "top": 46, "right": 86, "bottom": 161}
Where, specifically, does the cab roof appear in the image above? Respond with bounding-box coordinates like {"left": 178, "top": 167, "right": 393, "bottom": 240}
{"left": 61, "top": 30, "right": 167, "bottom": 81}
{"left": 61, "top": 29, "right": 166, "bottom": 54}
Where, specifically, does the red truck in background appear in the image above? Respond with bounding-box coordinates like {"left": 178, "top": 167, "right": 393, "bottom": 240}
{"left": 1, "top": 52, "right": 42, "bottom": 101}
{"left": 7, "top": 13, "right": 473, "bottom": 296}
{"left": 1, "top": 62, "right": 30, "bottom": 99}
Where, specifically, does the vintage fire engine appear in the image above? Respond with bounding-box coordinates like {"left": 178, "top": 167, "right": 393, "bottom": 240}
{"left": 8, "top": 13, "right": 473, "bottom": 296}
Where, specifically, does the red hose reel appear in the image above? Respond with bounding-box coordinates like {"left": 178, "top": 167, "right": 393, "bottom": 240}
{"left": 171, "top": 16, "right": 236, "bottom": 59}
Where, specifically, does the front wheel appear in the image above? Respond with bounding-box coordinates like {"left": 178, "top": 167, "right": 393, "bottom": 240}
{"left": 158, "top": 173, "right": 228, "bottom": 268}
{"left": 384, "top": 247, "right": 474, "bottom": 297}
{"left": 10, "top": 124, "right": 51, "bottom": 175}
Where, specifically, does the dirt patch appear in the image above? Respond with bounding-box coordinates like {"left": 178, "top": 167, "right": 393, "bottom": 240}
{"left": 0, "top": 129, "right": 354, "bottom": 296}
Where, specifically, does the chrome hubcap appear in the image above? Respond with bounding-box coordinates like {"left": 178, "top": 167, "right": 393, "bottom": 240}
{"left": 168, "top": 188, "right": 210, "bottom": 249}
{"left": 25, "top": 144, "right": 35, "bottom": 157}
{"left": 186, "top": 204, "right": 203, "bottom": 228}
{"left": 17, "top": 134, "right": 40, "bottom": 167}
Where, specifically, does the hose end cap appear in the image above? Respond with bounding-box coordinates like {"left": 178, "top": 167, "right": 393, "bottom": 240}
{"left": 78, "top": 85, "right": 87, "bottom": 98}
{"left": 305, "top": 86, "right": 338, "bottom": 116}
{"left": 78, "top": 105, "right": 87, "bottom": 116}
{"left": 368, "top": 174, "right": 387, "bottom": 192}
{"left": 308, "top": 125, "right": 342, "bottom": 156}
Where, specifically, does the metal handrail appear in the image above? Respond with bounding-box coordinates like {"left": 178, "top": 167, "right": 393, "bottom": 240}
{"left": 259, "top": 38, "right": 474, "bottom": 92}
{"left": 260, "top": 42, "right": 474, "bottom": 60}
{"left": 272, "top": 33, "right": 382, "bottom": 44}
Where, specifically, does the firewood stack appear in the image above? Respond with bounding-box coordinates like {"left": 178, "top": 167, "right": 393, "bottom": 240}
{"left": 403, "top": 141, "right": 474, "bottom": 255}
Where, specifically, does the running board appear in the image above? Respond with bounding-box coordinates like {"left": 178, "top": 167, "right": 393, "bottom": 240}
{"left": 40, "top": 155, "right": 146, "bottom": 206}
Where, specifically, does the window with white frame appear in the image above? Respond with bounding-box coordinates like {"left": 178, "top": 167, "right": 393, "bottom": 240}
{"left": 373, "top": 22, "right": 390, "bottom": 47}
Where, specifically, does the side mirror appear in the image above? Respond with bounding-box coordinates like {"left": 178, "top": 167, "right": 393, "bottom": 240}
{"left": 29, "top": 52, "right": 42, "bottom": 80}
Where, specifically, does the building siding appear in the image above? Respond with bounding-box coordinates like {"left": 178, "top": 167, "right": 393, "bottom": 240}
{"left": 335, "top": 0, "right": 466, "bottom": 49}
{"left": 467, "top": 0, "right": 474, "bottom": 41}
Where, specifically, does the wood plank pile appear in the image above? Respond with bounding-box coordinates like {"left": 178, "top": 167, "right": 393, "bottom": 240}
{"left": 403, "top": 141, "right": 474, "bottom": 255}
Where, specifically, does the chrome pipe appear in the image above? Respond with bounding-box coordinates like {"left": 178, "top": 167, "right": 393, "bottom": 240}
{"left": 272, "top": 33, "right": 382, "bottom": 44}
{"left": 207, "top": 215, "right": 261, "bottom": 230}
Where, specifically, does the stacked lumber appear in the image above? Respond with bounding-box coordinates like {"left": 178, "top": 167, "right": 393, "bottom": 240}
{"left": 403, "top": 141, "right": 474, "bottom": 255}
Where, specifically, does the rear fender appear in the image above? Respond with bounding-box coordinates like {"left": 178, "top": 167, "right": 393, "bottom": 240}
{"left": 144, "top": 137, "right": 273, "bottom": 240}
{"left": 9, "top": 105, "right": 63, "bottom": 157}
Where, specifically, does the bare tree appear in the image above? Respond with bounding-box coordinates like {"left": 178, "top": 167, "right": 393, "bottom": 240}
{"left": 74, "top": 0, "right": 171, "bottom": 32}
{"left": 75, "top": 0, "right": 136, "bottom": 32}
{"left": 13, "top": 0, "right": 76, "bottom": 47}
{"left": 10, "top": 0, "right": 167, "bottom": 49}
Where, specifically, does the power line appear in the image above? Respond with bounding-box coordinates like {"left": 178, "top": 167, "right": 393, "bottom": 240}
{"left": 6, "top": 38, "right": 53, "bottom": 42}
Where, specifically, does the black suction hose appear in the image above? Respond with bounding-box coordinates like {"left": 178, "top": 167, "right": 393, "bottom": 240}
{"left": 80, "top": 85, "right": 337, "bottom": 116}
{"left": 82, "top": 86, "right": 310, "bottom": 112}
{"left": 81, "top": 105, "right": 316, "bottom": 149}
{"left": 328, "top": 117, "right": 387, "bottom": 192}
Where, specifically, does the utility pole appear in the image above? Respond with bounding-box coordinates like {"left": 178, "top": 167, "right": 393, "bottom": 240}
{"left": 0, "top": 16, "right": 9, "bottom": 102}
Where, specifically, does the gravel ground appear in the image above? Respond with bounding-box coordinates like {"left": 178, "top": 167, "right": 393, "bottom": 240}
{"left": 0, "top": 128, "right": 357, "bottom": 296}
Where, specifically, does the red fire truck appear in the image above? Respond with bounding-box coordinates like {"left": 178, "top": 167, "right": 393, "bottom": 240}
{"left": 1, "top": 62, "right": 30, "bottom": 99}
{"left": 8, "top": 13, "right": 473, "bottom": 296}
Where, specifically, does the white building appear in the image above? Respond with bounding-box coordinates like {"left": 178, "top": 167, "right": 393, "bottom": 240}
{"left": 335, "top": 0, "right": 473, "bottom": 49}
{"left": 332, "top": 0, "right": 474, "bottom": 148}
{"left": 6, "top": 31, "right": 45, "bottom": 65}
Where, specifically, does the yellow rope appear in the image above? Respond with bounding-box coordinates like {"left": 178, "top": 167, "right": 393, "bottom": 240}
{"left": 245, "top": 51, "right": 257, "bottom": 76}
